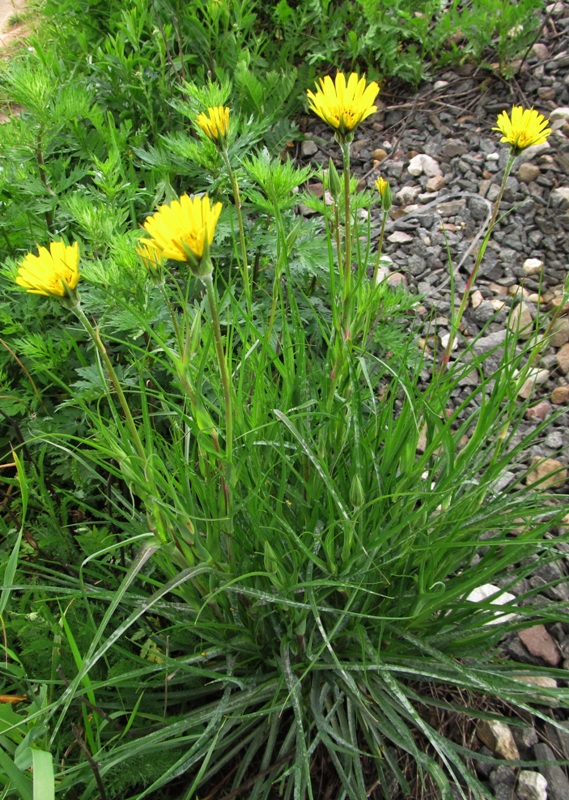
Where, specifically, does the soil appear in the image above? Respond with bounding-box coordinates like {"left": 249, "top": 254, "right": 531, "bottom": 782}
{"left": 0, "top": 0, "right": 27, "bottom": 47}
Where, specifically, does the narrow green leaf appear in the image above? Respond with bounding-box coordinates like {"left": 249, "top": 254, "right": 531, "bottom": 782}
{"left": 0, "top": 746, "right": 33, "bottom": 800}
{"left": 31, "top": 748, "right": 54, "bottom": 800}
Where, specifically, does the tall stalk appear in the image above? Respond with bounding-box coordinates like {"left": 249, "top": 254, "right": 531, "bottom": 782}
{"left": 340, "top": 140, "right": 353, "bottom": 334}
{"left": 441, "top": 152, "right": 516, "bottom": 367}
{"left": 372, "top": 209, "right": 388, "bottom": 286}
{"left": 72, "top": 302, "right": 146, "bottom": 463}
{"left": 203, "top": 276, "right": 233, "bottom": 457}
{"left": 222, "top": 149, "right": 251, "bottom": 312}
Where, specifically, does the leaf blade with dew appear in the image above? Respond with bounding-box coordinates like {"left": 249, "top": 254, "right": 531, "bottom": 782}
{"left": 47, "top": 543, "right": 168, "bottom": 743}
{"left": 133, "top": 659, "right": 236, "bottom": 800}
{"left": 273, "top": 408, "right": 358, "bottom": 552}
{"left": 0, "top": 450, "right": 28, "bottom": 619}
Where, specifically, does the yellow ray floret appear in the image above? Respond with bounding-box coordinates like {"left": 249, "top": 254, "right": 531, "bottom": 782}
{"left": 374, "top": 177, "right": 389, "bottom": 196}
{"left": 494, "top": 106, "right": 552, "bottom": 152}
{"left": 374, "top": 176, "right": 392, "bottom": 211}
{"left": 15, "top": 241, "right": 80, "bottom": 297}
{"left": 306, "top": 72, "right": 379, "bottom": 135}
{"left": 142, "top": 194, "right": 222, "bottom": 262}
{"left": 196, "top": 106, "right": 230, "bottom": 144}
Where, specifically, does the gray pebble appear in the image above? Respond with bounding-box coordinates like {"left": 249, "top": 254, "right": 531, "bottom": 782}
{"left": 533, "top": 743, "right": 569, "bottom": 800}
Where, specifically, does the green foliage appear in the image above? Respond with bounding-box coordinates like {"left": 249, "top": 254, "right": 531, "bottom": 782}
{"left": 434, "top": 0, "right": 546, "bottom": 72}
{"left": 2, "top": 119, "right": 569, "bottom": 799}
{"left": 0, "top": 1, "right": 565, "bottom": 798}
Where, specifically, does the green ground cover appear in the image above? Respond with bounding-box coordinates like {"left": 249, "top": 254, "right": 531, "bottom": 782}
{"left": 0, "top": 1, "right": 568, "bottom": 798}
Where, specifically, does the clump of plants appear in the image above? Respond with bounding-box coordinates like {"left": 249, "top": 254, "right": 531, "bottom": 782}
{"left": 1, "top": 63, "right": 568, "bottom": 800}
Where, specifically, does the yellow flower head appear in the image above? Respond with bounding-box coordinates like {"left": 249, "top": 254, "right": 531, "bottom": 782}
{"left": 15, "top": 241, "right": 80, "bottom": 297}
{"left": 137, "top": 239, "right": 165, "bottom": 272}
{"left": 306, "top": 72, "right": 379, "bottom": 137}
{"left": 142, "top": 194, "right": 222, "bottom": 269}
{"left": 196, "top": 106, "right": 230, "bottom": 145}
{"left": 494, "top": 106, "right": 552, "bottom": 154}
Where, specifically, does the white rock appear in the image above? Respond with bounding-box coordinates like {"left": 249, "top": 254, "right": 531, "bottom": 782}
{"left": 301, "top": 140, "right": 318, "bottom": 156}
{"left": 508, "top": 302, "right": 534, "bottom": 339}
{"left": 518, "top": 141, "right": 551, "bottom": 162}
{"left": 408, "top": 153, "right": 442, "bottom": 178}
{"left": 440, "top": 332, "right": 458, "bottom": 351}
{"left": 550, "top": 106, "right": 569, "bottom": 122}
{"left": 387, "top": 231, "right": 413, "bottom": 244}
{"left": 522, "top": 257, "right": 544, "bottom": 275}
{"left": 508, "top": 284, "right": 530, "bottom": 299}
{"left": 531, "top": 43, "right": 549, "bottom": 60}
{"left": 418, "top": 191, "right": 439, "bottom": 203}
{"left": 386, "top": 272, "right": 407, "bottom": 287}
{"left": 466, "top": 584, "right": 517, "bottom": 624}
{"left": 550, "top": 186, "right": 569, "bottom": 209}
{"left": 396, "top": 185, "right": 421, "bottom": 205}
{"left": 546, "top": 1, "right": 565, "bottom": 17}
{"left": 515, "top": 675, "right": 558, "bottom": 689}
{"left": 433, "top": 80, "right": 449, "bottom": 90}
{"left": 518, "top": 368, "right": 550, "bottom": 400}
{"left": 490, "top": 471, "right": 515, "bottom": 494}
{"left": 550, "top": 318, "right": 569, "bottom": 347}
{"left": 477, "top": 719, "right": 520, "bottom": 760}
{"left": 374, "top": 267, "right": 390, "bottom": 284}
{"left": 407, "top": 155, "right": 425, "bottom": 176}
{"left": 517, "top": 770, "right": 548, "bottom": 800}
{"left": 471, "top": 290, "right": 484, "bottom": 309}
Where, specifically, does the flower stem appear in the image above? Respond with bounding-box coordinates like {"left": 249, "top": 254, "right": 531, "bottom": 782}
{"left": 202, "top": 273, "right": 234, "bottom": 561}
{"left": 202, "top": 274, "right": 233, "bottom": 475}
{"left": 372, "top": 210, "right": 388, "bottom": 285}
{"left": 341, "top": 140, "right": 353, "bottom": 316}
{"left": 72, "top": 301, "right": 146, "bottom": 463}
{"left": 222, "top": 149, "right": 251, "bottom": 311}
{"left": 441, "top": 152, "right": 516, "bottom": 367}
{"left": 333, "top": 201, "right": 344, "bottom": 289}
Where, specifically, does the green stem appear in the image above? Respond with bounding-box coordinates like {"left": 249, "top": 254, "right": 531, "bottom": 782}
{"left": 341, "top": 141, "right": 352, "bottom": 315}
{"left": 203, "top": 273, "right": 234, "bottom": 562}
{"left": 326, "top": 140, "right": 354, "bottom": 408}
{"left": 35, "top": 127, "right": 55, "bottom": 234}
{"left": 333, "top": 202, "right": 344, "bottom": 292}
{"left": 372, "top": 210, "right": 388, "bottom": 285}
{"left": 441, "top": 152, "right": 516, "bottom": 367}
{"left": 203, "top": 274, "right": 233, "bottom": 474}
{"left": 267, "top": 201, "right": 290, "bottom": 344}
{"left": 222, "top": 149, "right": 251, "bottom": 311}
{"left": 73, "top": 302, "right": 146, "bottom": 462}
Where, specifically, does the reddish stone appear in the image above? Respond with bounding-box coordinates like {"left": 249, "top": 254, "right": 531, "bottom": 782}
{"left": 525, "top": 401, "right": 552, "bottom": 420}
{"left": 518, "top": 625, "right": 561, "bottom": 666}
{"left": 551, "top": 386, "right": 569, "bottom": 405}
{"left": 557, "top": 343, "right": 569, "bottom": 374}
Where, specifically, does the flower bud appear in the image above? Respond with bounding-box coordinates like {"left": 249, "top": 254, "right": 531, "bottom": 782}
{"left": 349, "top": 474, "right": 365, "bottom": 509}
{"left": 374, "top": 177, "right": 392, "bottom": 213}
{"left": 327, "top": 158, "right": 342, "bottom": 199}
